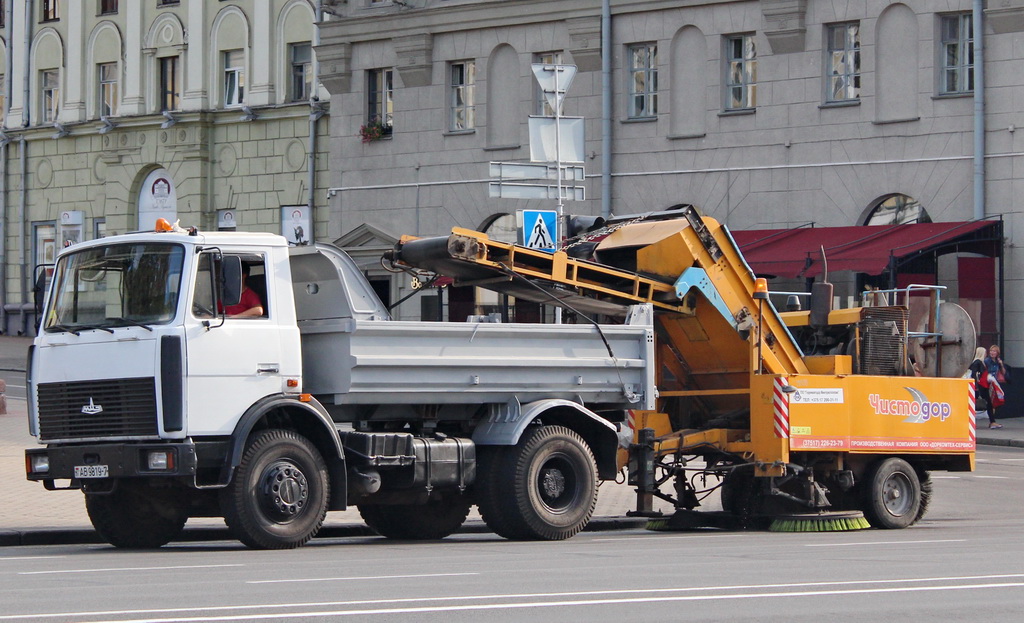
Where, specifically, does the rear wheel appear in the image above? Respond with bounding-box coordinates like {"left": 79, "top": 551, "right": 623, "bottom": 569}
{"left": 477, "top": 425, "right": 597, "bottom": 541}
{"left": 861, "top": 458, "right": 921, "bottom": 529}
{"left": 86, "top": 480, "right": 189, "bottom": 549}
{"left": 359, "top": 494, "right": 471, "bottom": 540}
{"left": 221, "top": 429, "right": 329, "bottom": 549}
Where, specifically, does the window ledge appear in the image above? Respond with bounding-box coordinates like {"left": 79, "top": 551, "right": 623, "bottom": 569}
{"left": 443, "top": 129, "right": 476, "bottom": 137}
{"left": 873, "top": 117, "right": 920, "bottom": 126}
{"left": 621, "top": 116, "right": 657, "bottom": 124}
{"left": 718, "top": 108, "right": 755, "bottom": 117}
{"left": 667, "top": 133, "right": 706, "bottom": 140}
{"left": 933, "top": 92, "right": 973, "bottom": 100}
{"left": 819, "top": 100, "right": 860, "bottom": 109}
{"left": 483, "top": 144, "right": 521, "bottom": 152}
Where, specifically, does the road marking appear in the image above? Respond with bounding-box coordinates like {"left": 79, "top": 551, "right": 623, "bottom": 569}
{"left": 247, "top": 572, "right": 478, "bottom": 585}
{"left": 17, "top": 564, "right": 243, "bottom": 576}
{"left": 931, "top": 475, "right": 960, "bottom": 479}
{"left": 0, "top": 556, "right": 65, "bottom": 562}
{"left": 1001, "top": 458, "right": 1024, "bottom": 462}
{"left": 2, "top": 574, "right": 1021, "bottom": 621}
{"left": 594, "top": 534, "right": 748, "bottom": 542}
{"left": 804, "top": 539, "right": 966, "bottom": 547}
{"left": 59, "top": 581, "right": 1024, "bottom": 622}
{"left": 974, "top": 475, "right": 1010, "bottom": 479}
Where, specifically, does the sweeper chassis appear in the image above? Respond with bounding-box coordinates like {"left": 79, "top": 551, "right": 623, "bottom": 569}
{"left": 628, "top": 427, "right": 932, "bottom": 531}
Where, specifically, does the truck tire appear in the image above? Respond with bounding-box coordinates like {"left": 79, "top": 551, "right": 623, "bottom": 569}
{"left": 85, "top": 481, "right": 189, "bottom": 549}
{"left": 477, "top": 425, "right": 597, "bottom": 541}
{"left": 861, "top": 457, "right": 921, "bottom": 529}
{"left": 358, "top": 494, "right": 471, "bottom": 540}
{"left": 221, "top": 429, "right": 329, "bottom": 549}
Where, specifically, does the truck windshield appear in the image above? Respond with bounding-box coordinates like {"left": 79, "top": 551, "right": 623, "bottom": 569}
{"left": 44, "top": 243, "right": 186, "bottom": 332}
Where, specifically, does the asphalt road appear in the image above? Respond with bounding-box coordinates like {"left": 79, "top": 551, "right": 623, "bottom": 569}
{"left": 1, "top": 446, "right": 1021, "bottom": 623}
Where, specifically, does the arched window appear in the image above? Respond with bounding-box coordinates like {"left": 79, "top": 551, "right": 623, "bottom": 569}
{"left": 864, "top": 194, "right": 931, "bottom": 225}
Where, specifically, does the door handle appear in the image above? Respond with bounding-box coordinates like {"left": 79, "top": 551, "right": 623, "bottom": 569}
{"left": 257, "top": 364, "right": 280, "bottom": 374}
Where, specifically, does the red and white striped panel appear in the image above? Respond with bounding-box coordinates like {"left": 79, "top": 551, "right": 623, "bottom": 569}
{"left": 773, "top": 376, "right": 790, "bottom": 439}
{"left": 968, "top": 380, "right": 976, "bottom": 444}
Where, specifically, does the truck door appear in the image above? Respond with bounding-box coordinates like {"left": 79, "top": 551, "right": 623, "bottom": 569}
{"left": 185, "top": 252, "right": 283, "bottom": 435}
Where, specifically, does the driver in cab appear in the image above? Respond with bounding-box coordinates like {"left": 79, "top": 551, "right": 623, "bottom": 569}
{"left": 225, "top": 265, "right": 264, "bottom": 318}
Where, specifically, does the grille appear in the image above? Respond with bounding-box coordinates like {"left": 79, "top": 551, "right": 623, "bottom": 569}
{"left": 37, "top": 377, "right": 159, "bottom": 441}
{"left": 859, "top": 308, "right": 908, "bottom": 376}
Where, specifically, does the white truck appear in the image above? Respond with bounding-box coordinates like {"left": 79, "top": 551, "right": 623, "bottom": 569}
{"left": 24, "top": 225, "right": 655, "bottom": 549}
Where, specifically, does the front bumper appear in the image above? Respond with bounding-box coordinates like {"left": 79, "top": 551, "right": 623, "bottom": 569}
{"left": 26, "top": 442, "right": 199, "bottom": 483}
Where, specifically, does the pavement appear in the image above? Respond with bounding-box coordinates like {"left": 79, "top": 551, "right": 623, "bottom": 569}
{"left": 1, "top": 335, "right": 1021, "bottom": 548}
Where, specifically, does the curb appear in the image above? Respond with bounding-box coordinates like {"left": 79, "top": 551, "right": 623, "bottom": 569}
{"left": 977, "top": 437, "right": 1024, "bottom": 448}
{"left": 0, "top": 516, "right": 650, "bottom": 548}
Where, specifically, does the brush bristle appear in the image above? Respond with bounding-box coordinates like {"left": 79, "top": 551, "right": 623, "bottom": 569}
{"left": 769, "top": 513, "right": 871, "bottom": 532}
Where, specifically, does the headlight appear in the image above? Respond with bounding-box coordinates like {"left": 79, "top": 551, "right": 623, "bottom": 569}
{"left": 28, "top": 454, "right": 50, "bottom": 474}
{"left": 146, "top": 450, "right": 175, "bottom": 471}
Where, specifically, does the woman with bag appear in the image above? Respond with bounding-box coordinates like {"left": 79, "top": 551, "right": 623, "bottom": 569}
{"left": 979, "top": 345, "right": 1006, "bottom": 429}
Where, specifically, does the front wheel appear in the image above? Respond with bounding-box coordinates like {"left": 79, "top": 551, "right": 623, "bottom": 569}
{"left": 861, "top": 458, "right": 921, "bottom": 529}
{"left": 477, "top": 425, "right": 598, "bottom": 541}
{"left": 85, "top": 480, "right": 189, "bottom": 549}
{"left": 221, "top": 429, "right": 329, "bottom": 549}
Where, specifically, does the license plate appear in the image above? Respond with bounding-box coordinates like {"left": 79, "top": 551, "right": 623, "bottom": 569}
{"left": 74, "top": 465, "right": 109, "bottom": 479}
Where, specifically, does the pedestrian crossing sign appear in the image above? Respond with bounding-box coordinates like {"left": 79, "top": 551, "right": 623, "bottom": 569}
{"left": 521, "top": 210, "right": 558, "bottom": 253}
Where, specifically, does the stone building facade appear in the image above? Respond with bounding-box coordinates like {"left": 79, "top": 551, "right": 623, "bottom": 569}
{"left": 0, "top": 0, "right": 330, "bottom": 335}
{"left": 317, "top": 0, "right": 1024, "bottom": 359}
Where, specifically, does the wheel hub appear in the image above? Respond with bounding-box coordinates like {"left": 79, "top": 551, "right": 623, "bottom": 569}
{"left": 259, "top": 460, "right": 309, "bottom": 520}
{"left": 882, "top": 472, "right": 913, "bottom": 516}
{"left": 540, "top": 468, "right": 566, "bottom": 500}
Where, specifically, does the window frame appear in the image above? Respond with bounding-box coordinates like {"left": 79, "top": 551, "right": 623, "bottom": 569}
{"left": 223, "top": 49, "right": 246, "bottom": 108}
{"left": 448, "top": 60, "right": 476, "bottom": 132}
{"left": 41, "top": 0, "right": 59, "bottom": 22}
{"left": 159, "top": 56, "right": 180, "bottom": 112}
{"left": 723, "top": 34, "right": 757, "bottom": 112}
{"left": 41, "top": 69, "right": 60, "bottom": 124}
{"left": 289, "top": 42, "right": 313, "bottom": 103}
{"left": 939, "top": 12, "right": 974, "bottom": 96}
{"left": 99, "top": 0, "right": 118, "bottom": 15}
{"left": 825, "top": 22, "right": 861, "bottom": 103}
{"left": 627, "top": 43, "right": 658, "bottom": 119}
{"left": 367, "top": 67, "right": 394, "bottom": 132}
{"left": 98, "top": 62, "right": 119, "bottom": 118}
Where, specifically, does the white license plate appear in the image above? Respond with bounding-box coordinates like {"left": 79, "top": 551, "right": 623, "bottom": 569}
{"left": 74, "top": 465, "right": 109, "bottom": 479}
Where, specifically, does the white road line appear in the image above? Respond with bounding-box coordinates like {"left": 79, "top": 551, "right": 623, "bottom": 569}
{"left": 594, "top": 534, "right": 748, "bottom": 542}
{"left": 1001, "top": 458, "right": 1024, "bottom": 462}
{"left": 2, "top": 573, "right": 1021, "bottom": 621}
{"left": 931, "top": 475, "right": 960, "bottom": 479}
{"left": 17, "top": 564, "right": 243, "bottom": 576}
{"left": 0, "top": 556, "right": 65, "bottom": 562}
{"left": 804, "top": 539, "right": 966, "bottom": 547}
{"left": 247, "top": 572, "right": 478, "bottom": 585}
{"left": 71, "top": 582, "right": 1024, "bottom": 623}
{"left": 974, "top": 475, "right": 1010, "bottom": 479}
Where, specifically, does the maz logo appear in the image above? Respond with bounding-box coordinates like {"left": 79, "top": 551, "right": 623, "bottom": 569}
{"left": 81, "top": 398, "right": 104, "bottom": 415}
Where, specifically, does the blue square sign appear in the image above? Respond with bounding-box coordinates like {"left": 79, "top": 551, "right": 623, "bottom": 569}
{"left": 522, "top": 210, "right": 558, "bottom": 253}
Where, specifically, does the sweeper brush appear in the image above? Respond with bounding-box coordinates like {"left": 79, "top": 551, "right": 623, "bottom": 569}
{"left": 769, "top": 511, "right": 871, "bottom": 532}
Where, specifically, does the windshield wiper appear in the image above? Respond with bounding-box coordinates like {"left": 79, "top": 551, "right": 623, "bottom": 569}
{"left": 104, "top": 317, "right": 154, "bottom": 331}
{"left": 46, "top": 324, "right": 81, "bottom": 336}
{"left": 45, "top": 323, "right": 115, "bottom": 335}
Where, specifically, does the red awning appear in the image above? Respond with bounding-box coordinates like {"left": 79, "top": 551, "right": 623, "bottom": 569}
{"left": 731, "top": 220, "right": 1000, "bottom": 279}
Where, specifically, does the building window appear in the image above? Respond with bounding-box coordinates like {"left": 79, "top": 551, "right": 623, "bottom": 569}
{"left": 223, "top": 49, "right": 245, "bottom": 107}
{"left": 367, "top": 68, "right": 393, "bottom": 131}
{"left": 940, "top": 13, "right": 973, "bottom": 95}
{"left": 41, "top": 70, "right": 60, "bottom": 123}
{"left": 41, "top": 0, "right": 59, "bottom": 21}
{"left": 865, "top": 194, "right": 931, "bottom": 226}
{"left": 0, "top": 74, "right": 5, "bottom": 126}
{"left": 98, "top": 63, "right": 118, "bottom": 117}
{"left": 159, "top": 56, "right": 179, "bottom": 112}
{"left": 290, "top": 43, "right": 313, "bottom": 102}
{"left": 627, "top": 43, "right": 658, "bottom": 119}
{"left": 157, "top": 0, "right": 180, "bottom": 6}
{"left": 826, "top": 23, "right": 860, "bottom": 102}
{"left": 0, "top": 1, "right": 5, "bottom": 28}
{"left": 99, "top": 0, "right": 118, "bottom": 15}
{"left": 534, "top": 52, "right": 563, "bottom": 116}
{"left": 449, "top": 61, "right": 475, "bottom": 131}
{"left": 724, "top": 34, "right": 757, "bottom": 111}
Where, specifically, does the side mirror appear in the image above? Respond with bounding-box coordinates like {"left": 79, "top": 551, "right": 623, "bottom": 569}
{"left": 220, "top": 256, "right": 243, "bottom": 308}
